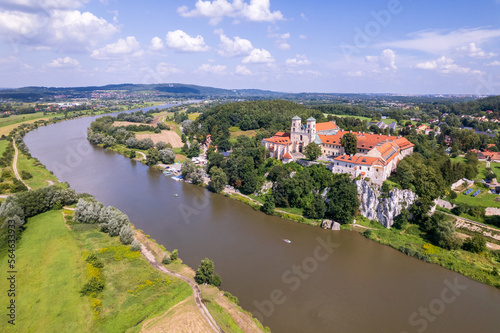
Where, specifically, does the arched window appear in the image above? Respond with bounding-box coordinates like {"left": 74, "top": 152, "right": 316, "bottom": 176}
{"left": 300, "top": 135, "right": 303, "bottom": 141}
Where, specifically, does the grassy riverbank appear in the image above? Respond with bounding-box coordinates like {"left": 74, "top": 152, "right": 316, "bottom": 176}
{"left": 355, "top": 217, "right": 500, "bottom": 289}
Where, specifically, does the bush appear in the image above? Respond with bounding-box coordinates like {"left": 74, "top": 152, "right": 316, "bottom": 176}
{"left": 363, "top": 229, "right": 373, "bottom": 238}
{"left": 170, "top": 249, "right": 178, "bottom": 261}
{"left": 162, "top": 253, "right": 171, "bottom": 264}
{"left": 20, "top": 170, "right": 32, "bottom": 179}
{"left": 195, "top": 258, "right": 222, "bottom": 286}
{"left": 130, "top": 240, "right": 141, "bottom": 251}
{"left": 462, "top": 234, "right": 486, "bottom": 253}
{"left": 80, "top": 277, "right": 104, "bottom": 296}
{"left": 86, "top": 252, "right": 104, "bottom": 268}
{"left": 119, "top": 225, "right": 134, "bottom": 245}
{"left": 224, "top": 291, "right": 239, "bottom": 305}
{"left": 449, "top": 191, "right": 458, "bottom": 200}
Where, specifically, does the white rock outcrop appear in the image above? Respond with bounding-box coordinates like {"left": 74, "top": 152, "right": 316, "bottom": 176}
{"left": 356, "top": 180, "right": 417, "bottom": 228}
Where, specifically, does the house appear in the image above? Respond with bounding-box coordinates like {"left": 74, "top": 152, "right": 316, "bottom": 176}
{"left": 262, "top": 116, "right": 414, "bottom": 184}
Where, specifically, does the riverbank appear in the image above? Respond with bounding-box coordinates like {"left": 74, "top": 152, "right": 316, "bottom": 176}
{"left": 0, "top": 105, "right": 270, "bottom": 333}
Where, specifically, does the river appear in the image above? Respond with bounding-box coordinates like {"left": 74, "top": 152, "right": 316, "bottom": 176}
{"left": 24, "top": 104, "right": 500, "bottom": 333}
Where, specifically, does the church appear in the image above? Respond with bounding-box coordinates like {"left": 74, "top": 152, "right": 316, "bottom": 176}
{"left": 261, "top": 116, "right": 414, "bottom": 184}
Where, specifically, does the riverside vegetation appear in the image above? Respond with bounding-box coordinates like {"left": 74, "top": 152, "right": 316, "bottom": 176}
{"left": 0, "top": 106, "right": 269, "bottom": 332}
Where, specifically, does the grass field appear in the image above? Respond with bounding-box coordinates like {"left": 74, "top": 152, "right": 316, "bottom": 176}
{"left": 0, "top": 210, "right": 93, "bottom": 332}
{"left": 452, "top": 186, "right": 500, "bottom": 208}
{"left": 0, "top": 140, "right": 9, "bottom": 156}
{"left": 16, "top": 150, "right": 59, "bottom": 189}
{"left": 230, "top": 129, "right": 257, "bottom": 138}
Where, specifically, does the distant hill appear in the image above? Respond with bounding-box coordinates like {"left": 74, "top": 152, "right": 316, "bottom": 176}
{"left": 0, "top": 83, "right": 285, "bottom": 101}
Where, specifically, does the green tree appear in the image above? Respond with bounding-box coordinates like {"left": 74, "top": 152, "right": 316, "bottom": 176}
{"left": 304, "top": 142, "right": 322, "bottom": 160}
{"left": 208, "top": 167, "right": 227, "bottom": 193}
{"left": 170, "top": 249, "right": 178, "bottom": 261}
{"left": 260, "top": 193, "right": 275, "bottom": 215}
{"left": 194, "top": 258, "right": 222, "bottom": 286}
{"left": 326, "top": 175, "right": 359, "bottom": 224}
{"left": 340, "top": 132, "right": 358, "bottom": 156}
{"left": 428, "top": 213, "right": 460, "bottom": 250}
{"left": 146, "top": 148, "right": 160, "bottom": 166}
{"left": 462, "top": 234, "right": 486, "bottom": 253}
{"left": 304, "top": 193, "right": 326, "bottom": 219}
{"left": 393, "top": 209, "right": 410, "bottom": 230}
{"left": 181, "top": 159, "right": 195, "bottom": 179}
{"left": 129, "top": 150, "right": 136, "bottom": 159}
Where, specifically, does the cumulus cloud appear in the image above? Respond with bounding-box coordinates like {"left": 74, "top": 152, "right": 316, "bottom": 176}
{"left": 177, "top": 0, "right": 284, "bottom": 25}
{"left": 217, "top": 33, "right": 253, "bottom": 57}
{"left": 242, "top": 48, "right": 274, "bottom": 63}
{"left": 235, "top": 65, "right": 251, "bottom": 75}
{"left": 268, "top": 27, "right": 290, "bottom": 50}
{"left": 0, "top": 7, "right": 118, "bottom": 51}
{"left": 486, "top": 60, "right": 500, "bottom": 66}
{"left": 166, "top": 30, "right": 209, "bottom": 52}
{"left": 1, "top": 0, "right": 89, "bottom": 11}
{"left": 286, "top": 54, "right": 310, "bottom": 67}
{"left": 456, "top": 42, "right": 496, "bottom": 58}
{"left": 47, "top": 56, "right": 79, "bottom": 68}
{"left": 91, "top": 36, "right": 143, "bottom": 59}
{"left": 150, "top": 36, "right": 164, "bottom": 51}
{"left": 366, "top": 49, "right": 397, "bottom": 71}
{"left": 196, "top": 63, "right": 227, "bottom": 74}
{"left": 415, "top": 56, "right": 483, "bottom": 75}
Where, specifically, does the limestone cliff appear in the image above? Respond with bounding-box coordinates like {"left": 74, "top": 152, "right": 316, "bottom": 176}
{"left": 355, "top": 180, "right": 417, "bottom": 228}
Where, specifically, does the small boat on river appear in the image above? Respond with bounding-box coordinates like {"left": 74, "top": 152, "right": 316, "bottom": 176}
{"left": 283, "top": 239, "right": 291, "bottom": 244}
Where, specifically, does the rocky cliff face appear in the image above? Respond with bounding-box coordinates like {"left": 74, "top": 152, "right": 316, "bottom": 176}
{"left": 355, "top": 180, "right": 417, "bottom": 228}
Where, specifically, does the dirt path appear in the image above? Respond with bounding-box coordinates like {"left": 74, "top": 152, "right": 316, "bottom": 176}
{"left": 12, "top": 139, "right": 31, "bottom": 191}
{"left": 140, "top": 244, "right": 223, "bottom": 333}
{"left": 136, "top": 151, "right": 146, "bottom": 160}
{"left": 456, "top": 232, "right": 500, "bottom": 250}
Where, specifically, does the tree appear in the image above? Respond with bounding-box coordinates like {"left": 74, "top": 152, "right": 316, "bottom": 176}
{"left": 170, "top": 249, "right": 178, "bottom": 261}
{"left": 208, "top": 167, "right": 227, "bottom": 193}
{"left": 146, "top": 148, "right": 160, "bottom": 166}
{"left": 260, "top": 193, "right": 275, "bottom": 215}
{"left": 190, "top": 168, "right": 205, "bottom": 185}
{"left": 340, "top": 132, "right": 358, "bottom": 156}
{"left": 125, "top": 137, "right": 138, "bottom": 149}
{"left": 187, "top": 143, "right": 200, "bottom": 158}
{"left": 304, "top": 142, "right": 322, "bottom": 160}
{"left": 304, "top": 193, "right": 326, "bottom": 219}
{"left": 119, "top": 224, "right": 134, "bottom": 245}
{"left": 393, "top": 209, "right": 410, "bottom": 229}
{"left": 428, "top": 212, "right": 461, "bottom": 250}
{"left": 462, "top": 234, "right": 486, "bottom": 253}
{"left": 181, "top": 159, "right": 195, "bottom": 179}
{"left": 129, "top": 150, "right": 136, "bottom": 159}
{"left": 159, "top": 148, "right": 175, "bottom": 164}
{"left": 194, "top": 258, "right": 222, "bottom": 286}
{"left": 326, "top": 175, "right": 359, "bottom": 224}
{"left": 102, "top": 135, "right": 116, "bottom": 148}
{"left": 162, "top": 253, "right": 171, "bottom": 264}
{"left": 156, "top": 141, "right": 167, "bottom": 150}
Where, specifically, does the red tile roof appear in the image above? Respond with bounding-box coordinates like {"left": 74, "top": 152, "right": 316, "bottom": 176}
{"left": 316, "top": 121, "right": 338, "bottom": 132}
{"left": 263, "top": 132, "right": 291, "bottom": 144}
{"left": 333, "top": 155, "right": 385, "bottom": 166}
{"left": 283, "top": 152, "right": 292, "bottom": 159}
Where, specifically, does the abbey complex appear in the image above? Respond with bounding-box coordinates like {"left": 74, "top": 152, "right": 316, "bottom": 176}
{"left": 261, "top": 116, "right": 414, "bottom": 185}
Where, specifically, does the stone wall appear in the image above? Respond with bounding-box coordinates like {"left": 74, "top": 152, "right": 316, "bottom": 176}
{"left": 356, "top": 180, "right": 418, "bottom": 228}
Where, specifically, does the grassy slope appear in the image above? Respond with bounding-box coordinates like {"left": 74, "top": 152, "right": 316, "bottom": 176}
{"left": 16, "top": 150, "right": 59, "bottom": 189}
{"left": 0, "top": 140, "right": 9, "bottom": 155}
{"left": 0, "top": 210, "right": 93, "bottom": 332}
{"left": 357, "top": 217, "right": 500, "bottom": 288}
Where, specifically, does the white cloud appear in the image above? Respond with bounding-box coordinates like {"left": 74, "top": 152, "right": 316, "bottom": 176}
{"left": 347, "top": 70, "right": 363, "bottom": 77}
{"left": 414, "top": 56, "right": 483, "bottom": 75}
{"left": 0, "top": 8, "right": 118, "bottom": 52}
{"left": 300, "top": 13, "right": 308, "bottom": 20}
{"left": 157, "top": 62, "right": 181, "bottom": 75}
{"left": 1, "top": 0, "right": 89, "bottom": 11}
{"left": 268, "top": 27, "right": 290, "bottom": 50}
{"left": 218, "top": 33, "right": 253, "bottom": 57}
{"left": 299, "top": 34, "right": 307, "bottom": 39}
{"left": 91, "top": 36, "right": 143, "bottom": 59}
{"left": 150, "top": 36, "right": 164, "bottom": 51}
{"left": 366, "top": 49, "right": 397, "bottom": 71}
{"left": 286, "top": 54, "right": 310, "bottom": 67}
{"left": 242, "top": 48, "right": 274, "bottom": 63}
{"left": 166, "top": 30, "right": 209, "bottom": 52}
{"left": 235, "top": 65, "right": 251, "bottom": 75}
{"left": 196, "top": 63, "right": 227, "bottom": 74}
{"left": 178, "top": 0, "right": 284, "bottom": 25}
{"left": 456, "top": 43, "right": 496, "bottom": 58}
{"left": 379, "top": 28, "right": 500, "bottom": 55}
{"left": 486, "top": 60, "right": 500, "bottom": 66}
{"left": 47, "top": 56, "right": 79, "bottom": 68}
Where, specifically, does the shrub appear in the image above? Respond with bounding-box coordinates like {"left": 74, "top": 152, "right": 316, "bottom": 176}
{"left": 20, "top": 170, "right": 32, "bottom": 179}
{"left": 170, "top": 249, "right": 178, "bottom": 261}
{"left": 363, "top": 229, "right": 373, "bottom": 238}
{"left": 195, "top": 258, "right": 222, "bottom": 286}
{"left": 162, "top": 253, "right": 171, "bottom": 264}
{"left": 86, "top": 252, "right": 104, "bottom": 268}
{"left": 462, "top": 234, "right": 486, "bottom": 253}
{"left": 119, "top": 225, "right": 134, "bottom": 245}
{"left": 223, "top": 291, "right": 239, "bottom": 305}
{"left": 80, "top": 277, "right": 104, "bottom": 296}
{"left": 130, "top": 240, "right": 141, "bottom": 252}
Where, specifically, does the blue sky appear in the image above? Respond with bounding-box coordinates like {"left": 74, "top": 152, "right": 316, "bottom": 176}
{"left": 1, "top": 0, "right": 500, "bottom": 94}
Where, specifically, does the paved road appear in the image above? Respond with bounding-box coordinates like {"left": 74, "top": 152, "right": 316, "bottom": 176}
{"left": 12, "top": 139, "right": 31, "bottom": 191}
{"left": 140, "top": 244, "right": 223, "bottom": 333}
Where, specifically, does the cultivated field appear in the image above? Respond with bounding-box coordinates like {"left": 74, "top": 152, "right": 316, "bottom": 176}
{"left": 136, "top": 130, "right": 183, "bottom": 148}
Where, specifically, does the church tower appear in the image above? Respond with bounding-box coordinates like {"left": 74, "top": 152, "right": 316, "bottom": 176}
{"left": 291, "top": 116, "right": 302, "bottom": 153}
{"left": 306, "top": 117, "right": 316, "bottom": 142}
